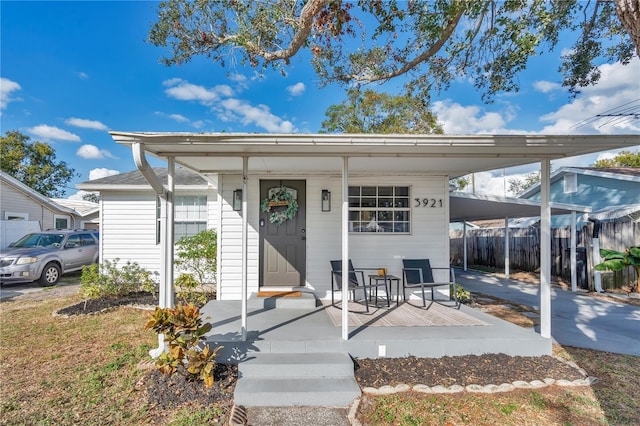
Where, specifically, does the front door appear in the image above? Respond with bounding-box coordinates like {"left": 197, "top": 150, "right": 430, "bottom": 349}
{"left": 259, "top": 180, "right": 306, "bottom": 287}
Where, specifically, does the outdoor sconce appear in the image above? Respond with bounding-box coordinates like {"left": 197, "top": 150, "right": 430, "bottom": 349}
{"left": 321, "top": 189, "right": 331, "bottom": 212}
{"left": 233, "top": 189, "right": 242, "bottom": 211}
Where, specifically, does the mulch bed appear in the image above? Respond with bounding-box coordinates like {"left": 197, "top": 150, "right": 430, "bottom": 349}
{"left": 55, "top": 291, "right": 157, "bottom": 316}
{"left": 354, "top": 354, "right": 585, "bottom": 388}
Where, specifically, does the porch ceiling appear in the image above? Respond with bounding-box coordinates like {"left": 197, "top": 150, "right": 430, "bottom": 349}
{"left": 110, "top": 132, "right": 640, "bottom": 178}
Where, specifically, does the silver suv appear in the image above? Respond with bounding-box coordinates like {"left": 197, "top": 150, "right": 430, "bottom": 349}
{"left": 0, "top": 230, "right": 99, "bottom": 286}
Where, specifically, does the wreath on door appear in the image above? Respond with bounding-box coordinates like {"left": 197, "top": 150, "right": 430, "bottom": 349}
{"left": 260, "top": 186, "right": 299, "bottom": 226}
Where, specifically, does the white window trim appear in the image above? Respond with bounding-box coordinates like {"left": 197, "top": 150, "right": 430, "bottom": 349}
{"left": 4, "top": 211, "right": 28, "bottom": 220}
{"left": 53, "top": 214, "right": 71, "bottom": 229}
{"left": 563, "top": 173, "right": 578, "bottom": 194}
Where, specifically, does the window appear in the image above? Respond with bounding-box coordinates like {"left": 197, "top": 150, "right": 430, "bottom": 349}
{"left": 54, "top": 215, "right": 70, "bottom": 229}
{"left": 4, "top": 212, "right": 28, "bottom": 220}
{"left": 349, "top": 186, "right": 410, "bottom": 233}
{"left": 157, "top": 196, "right": 208, "bottom": 243}
{"left": 563, "top": 173, "right": 577, "bottom": 194}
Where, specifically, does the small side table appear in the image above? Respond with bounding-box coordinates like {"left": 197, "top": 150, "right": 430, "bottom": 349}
{"left": 368, "top": 274, "right": 401, "bottom": 307}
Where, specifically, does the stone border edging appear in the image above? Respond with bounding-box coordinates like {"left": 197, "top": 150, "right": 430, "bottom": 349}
{"left": 362, "top": 355, "right": 597, "bottom": 395}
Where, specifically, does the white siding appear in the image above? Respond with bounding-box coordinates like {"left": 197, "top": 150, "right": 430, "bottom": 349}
{"left": 0, "top": 182, "right": 57, "bottom": 230}
{"left": 219, "top": 173, "right": 450, "bottom": 300}
{"left": 100, "top": 185, "right": 217, "bottom": 278}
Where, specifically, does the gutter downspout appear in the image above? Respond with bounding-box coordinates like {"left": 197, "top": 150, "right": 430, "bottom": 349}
{"left": 132, "top": 143, "right": 172, "bottom": 358}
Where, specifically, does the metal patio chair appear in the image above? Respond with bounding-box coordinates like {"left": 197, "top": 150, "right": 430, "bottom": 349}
{"left": 330, "top": 260, "right": 390, "bottom": 312}
{"left": 402, "top": 258, "right": 458, "bottom": 308}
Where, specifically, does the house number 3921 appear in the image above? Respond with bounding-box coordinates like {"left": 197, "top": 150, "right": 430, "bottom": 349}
{"left": 415, "top": 198, "right": 443, "bottom": 208}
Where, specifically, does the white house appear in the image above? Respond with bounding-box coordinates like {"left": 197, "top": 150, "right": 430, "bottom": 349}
{"left": 79, "top": 132, "right": 639, "bottom": 343}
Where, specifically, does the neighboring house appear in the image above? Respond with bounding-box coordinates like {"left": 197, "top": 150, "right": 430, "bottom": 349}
{"left": 0, "top": 171, "right": 99, "bottom": 248}
{"left": 77, "top": 167, "right": 215, "bottom": 277}
{"left": 518, "top": 167, "right": 640, "bottom": 227}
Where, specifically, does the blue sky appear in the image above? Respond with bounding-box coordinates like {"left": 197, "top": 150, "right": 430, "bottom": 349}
{"left": 2, "top": 1, "right": 639, "bottom": 199}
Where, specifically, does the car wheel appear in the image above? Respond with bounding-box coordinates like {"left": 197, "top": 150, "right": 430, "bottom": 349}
{"left": 38, "top": 262, "right": 61, "bottom": 287}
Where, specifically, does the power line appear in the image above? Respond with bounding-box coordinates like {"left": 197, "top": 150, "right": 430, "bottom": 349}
{"left": 571, "top": 98, "right": 640, "bottom": 130}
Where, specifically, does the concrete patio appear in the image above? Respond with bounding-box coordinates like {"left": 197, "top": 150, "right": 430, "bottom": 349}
{"left": 203, "top": 289, "right": 551, "bottom": 362}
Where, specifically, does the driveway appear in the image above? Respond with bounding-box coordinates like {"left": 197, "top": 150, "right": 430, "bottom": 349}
{"left": 456, "top": 270, "right": 640, "bottom": 356}
{"left": 0, "top": 273, "right": 81, "bottom": 302}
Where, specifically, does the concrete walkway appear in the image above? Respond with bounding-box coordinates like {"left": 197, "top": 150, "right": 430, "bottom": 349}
{"left": 456, "top": 269, "right": 640, "bottom": 356}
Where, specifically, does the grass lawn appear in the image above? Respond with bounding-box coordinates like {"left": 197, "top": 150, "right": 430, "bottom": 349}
{"left": 1, "top": 278, "right": 638, "bottom": 425}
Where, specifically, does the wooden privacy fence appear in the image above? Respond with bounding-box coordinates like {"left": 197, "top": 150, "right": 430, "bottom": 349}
{"left": 450, "top": 221, "right": 640, "bottom": 290}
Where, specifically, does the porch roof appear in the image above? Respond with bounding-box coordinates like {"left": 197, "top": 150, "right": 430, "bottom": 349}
{"left": 109, "top": 132, "right": 640, "bottom": 178}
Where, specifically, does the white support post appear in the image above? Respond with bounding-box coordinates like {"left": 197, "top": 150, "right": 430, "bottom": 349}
{"left": 540, "top": 159, "right": 551, "bottom": 339}
{"left": 241, "top": 156, "right": 248, "bottom": 341}
{"left": 463, "top": 221, "right": 468, "bottom": 271}
{"left": 166, "top": 157, "right": 175, "bottom": 309}
{"left": 570, "top": 211, "right": 577, "bottom": 292}
{"left": 341, "top": 157, "right": 349, "bottom": 341}
{"left": 504, "top": 217, "right": 510, "bottom": 279}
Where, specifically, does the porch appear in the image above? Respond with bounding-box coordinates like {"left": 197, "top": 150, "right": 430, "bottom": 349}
{"left": 203, "top": 288, "right": 551, "bottom": 362}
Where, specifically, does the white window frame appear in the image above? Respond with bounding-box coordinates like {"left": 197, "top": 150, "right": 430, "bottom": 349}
{"left": 157, "top": 195, "right": 208, "bottom": 243}
{"left": 4, "top": 211, "right": 28, "bottom": 220}
{"left": 53, "top": 215, "right": 71, "bottom": 229}
{"left": 348, "top": 185, "right": 411, "bottom": 234}
{"left": 563, "top": 173, "right": 577, "bottom": 194}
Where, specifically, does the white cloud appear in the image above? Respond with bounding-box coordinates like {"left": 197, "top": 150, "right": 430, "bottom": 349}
{"left": 432, "top": 100, "right": 512, "bottom": 134}
{"left": 65, "top": 117, "right": 108, "bottom": 131}
{"left": 163, "top": 78, "right": 233, "bottom": 105}
{"left": 538, "top": 58, "right": 640, "bottom": 134}
{"left": 218, "top": 98, "right": 296, "bottom": 133}
{"left": 76, "top": 144, "right": 117, "bottom": 159}
{"left": 229, "top": 73, "right": 249, "bottom": 91}
{"left": 168, "top": 113, "right": 189, "bottom": 123}
{"left": 533, "top": 81, "right": 561, "bottom": 93}
{"left": 27, "top": 124, "right": 81, "bottom": 142}
{"left": 78, "top": 72, "right": 89, "bottom": 79}
{"left": 0, "top": 77, "right": 21, "bottom": 110}
{"left": 89, "top": 168, "right": 120, "bottom": 180}
{"left": 67, "top": 190, "right": 94, "bottom": 201}
{"left": 286, "top": 82, "right": 306, "bottom": 96}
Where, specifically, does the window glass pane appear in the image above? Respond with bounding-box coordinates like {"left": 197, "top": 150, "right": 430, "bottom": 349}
{"left": 348, "top": 197, "right": 361, "bottom": 208}
{"left": 362, "top": 186, "right": 376, "bottom": 196}
{"left": 395, "top": 186, "right": 409, "bottom": 196}
{"left": 361, "top": 197, "right": 376, "bottom": 207}
{"left": 348, "top": 186, "right": 360, "bottom": 196}
{"left": 379, "top": 197, "right": 393, "bottom": 208}
{"left": 377, "top": 211, "right": 391, "bottom": 221}
{"left": 395, "top": 197, "right": 409, "bottom": 208}
{"left": 378, "top": 186, "right": 393, "bottom": 196}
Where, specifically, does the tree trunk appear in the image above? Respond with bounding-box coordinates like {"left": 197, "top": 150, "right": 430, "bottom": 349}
{"left": 614, "top": 0, "right": 640, "bottom": 57}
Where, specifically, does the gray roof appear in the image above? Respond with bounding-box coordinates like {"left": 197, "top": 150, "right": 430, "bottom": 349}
{"left": 79, "top": 167, "right": 208, "bottom": 188}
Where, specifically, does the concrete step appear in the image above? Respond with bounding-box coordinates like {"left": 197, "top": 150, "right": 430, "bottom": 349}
{"left": 234, "top": 352, "right": 361, "bottom": 407}
{"left": 239, "top": 352, "right": 354, "bottom": 378}
{"left": 234, "top": 377, "right": 361, "bottom": 407}
{"left": 248, "top": 292, "right": 317, "bottom": 310}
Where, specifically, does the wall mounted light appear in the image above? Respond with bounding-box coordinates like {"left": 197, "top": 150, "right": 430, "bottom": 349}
{"left": 321, "top": 189, "right": 331, "bottom": 212}
{"left": 233, "top": 189, "right": 242, "bottom": 211}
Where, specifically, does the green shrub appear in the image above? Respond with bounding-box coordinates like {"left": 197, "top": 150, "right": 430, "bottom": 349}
{"left": 144, "top": 303, "right": 221, "bottom": 388}
{"left": 451, "top": 283, "right": 472, "bottom": 304}
{"left": 174, "top": 229, "right": 217, "bottom": 303}
{"left": 80, "top": 258, "right": 156, "bottom": 299}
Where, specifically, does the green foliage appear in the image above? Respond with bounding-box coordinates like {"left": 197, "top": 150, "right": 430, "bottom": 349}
{"left": 451, "top": 284, "right": 472, "bottom": 304}
{"left": 174, "top": 229, "right": 217, "bottom": 285}
{"left": 0, "top": 130, "right": 78, "bottom": 197}
{"left": 595, "top": 246, "right": 640, "bottom": 292}
{"left": 508, "top": 171, "right": 541, "bottom": 196}
{"left": 174, "top": 273, "right": 208, "bottom": 306}
{"left": 148, "top": 1, "right": 638, "bottom": 102}
{"left": 80, "top": 258, "right": 157, "bottom": 299}
{"left": 592, "top": 150, "right": 640, "bottom": 168}
{"left": 260, "top": 187, "right": 299, "bottom": 225}
{"left": 145, "top": 303, "right": 221, "bottom": 388}
{"left": 320, "top": 88, "right": 442, "bottom": 134}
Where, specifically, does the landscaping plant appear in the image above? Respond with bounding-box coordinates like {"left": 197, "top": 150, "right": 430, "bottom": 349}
{"left": 595, "top": 246, "right": 640, "bottom": 293}
{"left": 174, "top": 229, "right": 217, "bottom": 303}
{"left": 80, "top": 258, "right": 156, "bottom": 299}
{"left": 144, "top": 303, "right": 221, "bottom": 388}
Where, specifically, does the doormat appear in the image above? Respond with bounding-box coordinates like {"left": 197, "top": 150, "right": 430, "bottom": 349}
{"left": 256, "top": 291, "right": 302, "bottom": 298}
